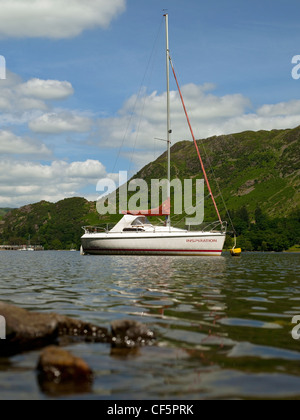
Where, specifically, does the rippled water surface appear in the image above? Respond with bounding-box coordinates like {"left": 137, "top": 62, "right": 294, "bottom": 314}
{"left": 0, "top": 251, "right": 300, "bottom": 400}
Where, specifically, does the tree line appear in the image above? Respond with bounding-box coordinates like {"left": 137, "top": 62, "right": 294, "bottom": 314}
{"left": 225, "top": 206, "right": 300, "bottom": 252}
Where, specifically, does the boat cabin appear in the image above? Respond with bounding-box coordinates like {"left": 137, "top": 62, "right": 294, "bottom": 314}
{"left": 110, "top": 215, "right": 153, "bottom": 233}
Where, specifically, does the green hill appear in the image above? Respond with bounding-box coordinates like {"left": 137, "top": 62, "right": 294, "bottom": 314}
{"left": 0, "top": 198, "right": 99, "bottom": 250}
{"left": 0, "top": 126, "right": 299, "bottom": 251}
{"left": 0, "top": 208, "right": 14, "bottom": 220}
{"left": 136, "top": 126, "right": 300, "bottom": 220}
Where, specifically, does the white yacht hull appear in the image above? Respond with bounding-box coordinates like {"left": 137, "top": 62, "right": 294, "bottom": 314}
{"left": 81, "top": 232, "right": 226, "bottom": 256}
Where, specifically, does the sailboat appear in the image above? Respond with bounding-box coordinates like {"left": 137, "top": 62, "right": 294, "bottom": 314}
{"left": 18, "top": 235, "right": 35, "bottom": 251}
{"left": 81, "top": 14, "right": 227, "bottom": 256}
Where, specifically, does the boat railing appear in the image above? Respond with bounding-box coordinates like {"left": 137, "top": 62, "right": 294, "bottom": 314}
{"left": 82, "top": 225, "right": 114, "bottom": 234}
{"left": 186, "top": 220, "right": 227, "bottom": 233}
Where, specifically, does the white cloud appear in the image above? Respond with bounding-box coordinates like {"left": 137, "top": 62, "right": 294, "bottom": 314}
{"left": 17, "top": 98, "right": 49, "bottom": 112}
{"left": 29, "top": 111, "right": 93, "bottom": 133}
{"left": 220, "top": 113, "right": 300, "bottom": 135}
{"left": 0, "top": 159, "right": 107, "bottom": 206}
{"left": 0, "top": 96, "right": 13, "bottom": 112}
{"left": 0, "top": 72, "right": 90, "bottom": 136}
{"left": 66, "top": 160, "right": 106, "bottom": 179}
{"left": 0, "top": 71, "right": 74, "bottom": 116}
{"left": 19, "top": 79, "right": 74, "bottom": 100}
{"left": 0, "top": 0, "right": 126, "bottom": 39}
{"left": 257, "top": 100, "right": 300, "bottom": 117}
{"left": 0, "top": 69, "right": 104, "bottom": 206}
{"left": 0, "top": 130, "right": 51, "bottom": 156}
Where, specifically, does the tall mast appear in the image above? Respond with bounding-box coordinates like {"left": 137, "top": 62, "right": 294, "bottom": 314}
{"left": 165, "top": 13, "right": 171, "bottom": 228}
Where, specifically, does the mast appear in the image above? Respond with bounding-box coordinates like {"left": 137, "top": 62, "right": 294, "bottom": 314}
{"left": 164, "top": 13, "right": 171, "bottom": 228}
{"left": 164, "top": 14, "right": 223, "bottom": 228}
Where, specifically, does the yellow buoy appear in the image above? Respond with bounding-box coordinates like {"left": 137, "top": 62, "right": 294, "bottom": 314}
{"left": 230, "top": 235, "right": 241, "bottom": 256}
{"left": 230, "top": 248, "right": 242, "bottom": 257}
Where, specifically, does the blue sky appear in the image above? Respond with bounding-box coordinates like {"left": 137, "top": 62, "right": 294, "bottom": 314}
{"left": 0, "top": 0, "right": 300, "bottom": 207}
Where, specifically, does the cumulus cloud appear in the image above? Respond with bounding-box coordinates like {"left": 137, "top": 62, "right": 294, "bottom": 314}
{"left": 0, "top": 71, "right": 74, "bottom": 116}
{"left": 257, "top": 100, "right": 300, "bottom": 117}
{"left": 0, "top": 71, "right": 90, "bottom": 135}
{"left": 65, "top": 160, "right": 106, "bottom": 179}
{"left": 0, "top": 130, "right": 51, "bottom": 156}
{"left": 29, "top": 111, "right": 93, "bottom": 134}
{"left": 18, "top": 79, "right": 74, "bottom": 101}
{"left": 0, "top": 0, "right": 126, "bottom": 39}
{"left": 17, "top": 98, "right": 49, "bottom": 112}
{"left": 0, "top": 159, "right": 107, "bottom": 206}
{"left": 0, "top": 69, "right": 103, "bottom": 206}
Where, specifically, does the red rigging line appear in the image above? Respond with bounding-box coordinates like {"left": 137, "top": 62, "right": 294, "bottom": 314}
{"left": 169, "top": 58, "right": 223, "bottom": 226}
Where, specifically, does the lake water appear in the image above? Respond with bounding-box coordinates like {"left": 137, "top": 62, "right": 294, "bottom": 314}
{"left": 0, "top": 251, "right": 299, "bottom": 400}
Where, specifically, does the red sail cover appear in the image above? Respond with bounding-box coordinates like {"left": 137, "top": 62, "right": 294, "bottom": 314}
{"left": 123, "top": 198, "right": 170, "bottom": 216}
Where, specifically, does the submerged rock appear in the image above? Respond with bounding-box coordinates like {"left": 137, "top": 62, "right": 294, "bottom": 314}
{"left": 37, "top": 346, "right": 93, "bottom": 396}
{"left": 0, "top": 301, "right": 110, "bottom": 356}
{"left": 0, "top": 302, "right": 156, "bottom": 356}
{"left": 111, "top": 319, "right": 156, "bottom": 348}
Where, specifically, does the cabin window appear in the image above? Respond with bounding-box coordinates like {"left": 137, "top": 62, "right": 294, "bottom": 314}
{"left": 132, "top": 217, "right": 151, "bottom": 226}
{"left": 123, "top": 227, "right": 145, "bottom": 232}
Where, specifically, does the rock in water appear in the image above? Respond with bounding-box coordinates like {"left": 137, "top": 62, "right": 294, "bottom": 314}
{"left": 37, "top": 346, "right": 93, "bottom": 396}
{"left": 0, "top": 301, "right": 156, "bottom": 356}
{"left": 0, "top": 302, "right": 59, "bottom": 355}
{"left": 0, "top": 301, "right": 110, "bottom": 356}
{"left": 111, "top": 319, "right": 156, "bottom": 348}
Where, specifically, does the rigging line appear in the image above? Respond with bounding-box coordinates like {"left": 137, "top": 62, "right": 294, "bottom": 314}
{"left": 169, "top": 56, "right": 223, "bottom": 226}
{"left": 111, "top": 17, "right": 164, "bottom": 175}
{"left": 170, "top": 60, "right": 236, "bottom": 236}
{"left": 196, "top": 135, "right": 237, "bottom": 235}
{"left": 168, "top": 57, "right": 235, "bottom": 235}
{"left": 128, "top": 18, "right": 164, "bottom": 174}
{"left": 170, "top": 61, "right": 235, "bottom": 235}
{"left": 128, "top": 95, "right": 147, "bottom": 174}
{"left": 111, "top": 106, "right": 135, "bottom": 174}
{"left": 172, "top": 193, "right": 212, "bottom": 227}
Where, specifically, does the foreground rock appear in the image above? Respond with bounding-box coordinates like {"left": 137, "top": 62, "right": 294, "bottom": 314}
{"left": 37, "top": 346, "right": 93, "bottom": 396}
{"left": 0, "top": 301, "right": 108, "bottom": 356}
{"left": 0, "top": 302, "right": 155, "bottom": 356}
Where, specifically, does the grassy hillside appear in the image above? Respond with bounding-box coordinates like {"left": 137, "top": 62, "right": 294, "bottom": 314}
{"left": 0, "top": 198, "right": 99, "bottom": 250}
{"left": 135, "top": 126, "right": 300, "bottom": 221}
{"left": 0, "top": 208, "right": 14, "bottom": 220}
